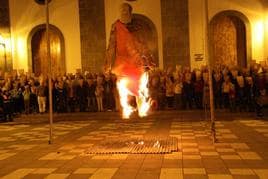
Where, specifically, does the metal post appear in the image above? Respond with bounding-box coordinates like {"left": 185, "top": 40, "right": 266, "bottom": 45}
{"left": 46, "top": 0, "right": 53, "bottom": 144}
{"left": 204, "top": 0, "right": 217, "bottom": 143}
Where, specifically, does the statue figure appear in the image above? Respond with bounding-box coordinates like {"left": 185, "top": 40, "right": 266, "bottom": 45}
{"left": 105, "top": 3, "right": 154, "bottom": 96}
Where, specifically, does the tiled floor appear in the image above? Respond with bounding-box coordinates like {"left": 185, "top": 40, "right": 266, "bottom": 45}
{"left": 0, "top": 111, "right": 268, "bottom": 178}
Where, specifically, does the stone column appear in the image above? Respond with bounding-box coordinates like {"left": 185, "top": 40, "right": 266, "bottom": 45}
{"left": 79, "top": 0, "right": 106, "bottom": 72}
{"left": 161, "top": 0, "right": 190, "bottom": 68}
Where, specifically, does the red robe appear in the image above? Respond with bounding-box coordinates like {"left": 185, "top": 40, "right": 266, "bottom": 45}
{"left": 112, "top": 20, "right": 144, "bottom": 96}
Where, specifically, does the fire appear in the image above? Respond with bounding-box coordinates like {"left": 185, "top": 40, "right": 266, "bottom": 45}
{"left": 137, "top": 72, "right": 151, "bottom": 117}
{"left": 117, "top": 78, "right": 135, "bottom": 119}
{"left": 117, "top": 72, "right": 151, "bottom": 119}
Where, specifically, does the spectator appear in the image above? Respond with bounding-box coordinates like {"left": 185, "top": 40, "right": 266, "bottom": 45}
{"left": 87, "top": 77, "right": 97, "bottom": 112}
{"left": 76, "top": 77, "right": 88, "bottom": 112}
{"left": 23, "top": 85, "right": 31, "bottom": 114}
{"left": 37, "top": 81, "right": 47, "bottom": 114}
{"left": 174, "top": 78, "right": 183, "bottom": 110}
{"left": 95, "top": 75, "right": 104, "bottom": 112}
{"left": 165, "top": 77, "right": 174, "bottom": 109}
{"left": 103, "top": 73, "right": 115, "bottom": 111}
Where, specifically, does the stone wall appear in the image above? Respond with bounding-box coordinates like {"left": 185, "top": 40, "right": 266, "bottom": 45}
{"left": 161, "top": 0, "right": 190, "bottom": 68}
{"left": 79, "top": 0, "right": 106, "bottom": 72}
{"left": 0, "top": 0, "right": 12, "bottom": 73}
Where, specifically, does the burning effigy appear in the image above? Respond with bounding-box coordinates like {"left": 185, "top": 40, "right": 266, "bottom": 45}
{"left": 105, "top": 3, "right": 154, "bottom": 118}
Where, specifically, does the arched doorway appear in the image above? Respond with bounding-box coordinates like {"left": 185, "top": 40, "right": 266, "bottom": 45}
{"left": 28, "top": 24, "right": 65, "bottom": 77}
{"left": 210, "top": 11, "right": 251, "bottom": 68}
{"left": 132, "top": 14, "right": 159, "bottom": 66}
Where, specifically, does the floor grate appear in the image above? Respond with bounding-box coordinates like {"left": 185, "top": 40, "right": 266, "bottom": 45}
{"left": 85, "top": 137, "right": 178, "bottom": 154}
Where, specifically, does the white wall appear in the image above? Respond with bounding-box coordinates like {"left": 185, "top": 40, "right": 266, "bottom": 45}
{"left": 264, "top": 8, "right": 268, "bottom": 62}
{"left": 188, "top": 0, "right": 265, "bottom": 69}
{"left": 104, "top": 0, "right": 163, "bottom": 68}
{"left": 9, "top": 0, "right": 81, "bottom": 73}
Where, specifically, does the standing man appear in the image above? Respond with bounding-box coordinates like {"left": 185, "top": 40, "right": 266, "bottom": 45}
{"left": 37, "top": 80, "right": 47, "bottom": 114}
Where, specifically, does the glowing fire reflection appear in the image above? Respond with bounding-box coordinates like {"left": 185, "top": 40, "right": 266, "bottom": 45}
{"left": 117, "top": 72, "right": 151, "bottom": 119}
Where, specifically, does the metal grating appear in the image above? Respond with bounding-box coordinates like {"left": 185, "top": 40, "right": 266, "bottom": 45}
{"left": 85, "top": 137, "right": 178, "bottom": 154}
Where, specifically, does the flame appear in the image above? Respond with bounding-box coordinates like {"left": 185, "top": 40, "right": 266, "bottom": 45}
{"left": 137, "top": 72, "right": 151, "bottom": 117}
{"left": 117, "top": 77, "right": 135, "bottom": 119}
{"left": 117, "top": 72, "right": 151, "bottom": 119}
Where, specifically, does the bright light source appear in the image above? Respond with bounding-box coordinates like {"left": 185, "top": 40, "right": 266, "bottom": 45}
{"left": 0, "top": 34, "right": 5, "bottom": 45}
{"left": 252, "top": 20, "right": 264, "bottom": 61}
{"left": 253, "top": 21, "right": 264, "bottom": 45}
{"left": 17, "top": 37, "right": 27, "bottom": 64}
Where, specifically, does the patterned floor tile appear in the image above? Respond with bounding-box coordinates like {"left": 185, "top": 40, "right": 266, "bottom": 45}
{"left": 183, "top": 148, "right": 199, "bottom": 153}
{"left": 91, "top": 155, "right": 111, "bottom": 160}
{"left": 183, "top": 168, "right": 206, "bottom": 174}
{"left": 199, "top": 146, "right": 215, "bottom": 150}
{"left": 183, "top": 155, "right": 202, "bottom": 160}
{"left": 216, "top": 148, "right": 235, "bottom": 153}
{"left": 160, "top": 168, "right": 183, "bottom": 179}
{"left": 200, "top": 152, "right": 219, "bottom": 156}
{"left": 229, "top": 168, "right": 255, "bottom": 175}
{"left": 0, "top": 137, "right": 16, "bottom": 142}
{"left": 39, "top": 152, "right": 64, "bottom": 160}
{"left": 0, "top": 150, "right": 9, "bottom": 154}
{"left": 230, "top": 143, "right": 250, "bottom": 150}
{"left": 0, "top": 153, "right": 17, "bottom": 160}
{"left": 237, "top": 152, "right": 262, "bottom": 160}
{"left": 221, "top": 155, "right": 242, "bottom": 160}
{"left": 110, "top": 154, "right": 128, "bottom": 160}
{"left": 208, "top": 174, "right": 233, "bottom": 179}
{"left": 89, "top": 168, "right": 118, "bottom": 179}
{"left": 253, "top": 169, "right": 268, "bottom": 179}
{"left": 73, "top": 168, "right": 98, "bottom": 174}
{"left": 182, "top": 143, "right": 198, "bottom": 147}
{"left": 31, "top": 168, "right": 57, "bottom": 174}
{"left": 44, "top": 173, "right": 70, "bottom": 179}
{"left": 57, "top": 155, "right": 76, "bottom": 160}
{"left": 1, "top": 113, "right": 268, "bottom": 179}
{"left": 1, "top": 169, "right": 35, "bottom": 179}
{"left": 164, "top": 152, "right": 182, "bottom": 160}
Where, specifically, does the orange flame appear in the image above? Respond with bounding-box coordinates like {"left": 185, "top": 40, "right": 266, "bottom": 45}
{"left": 117, "top": 78, "right": 135, "bottom": 119}
{"left": 137, "top": 72, "right": 151, "bottom": 117}
{"left": 117, "top": 72, "right": 151, "bottom": 119}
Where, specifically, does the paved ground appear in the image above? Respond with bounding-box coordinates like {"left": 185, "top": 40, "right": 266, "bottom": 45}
{"left": 0, "top": 110, "right": 268, "bottom": 179}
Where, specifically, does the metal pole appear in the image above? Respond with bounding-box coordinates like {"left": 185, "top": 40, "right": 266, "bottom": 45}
{"left": 204, "top": 0, "right": 217, "bottom": 143}
{"left": 46, "top": 0, "right": 53, "bottom": 144}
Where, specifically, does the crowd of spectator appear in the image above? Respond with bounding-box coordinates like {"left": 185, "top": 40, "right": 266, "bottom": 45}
{"left": 0, "top": 62, "right": 267, "bottom": 122}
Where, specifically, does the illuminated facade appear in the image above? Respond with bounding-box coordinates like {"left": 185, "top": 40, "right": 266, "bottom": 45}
{"left": 0, "top": 0, "right": 268, "bottom": 75}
